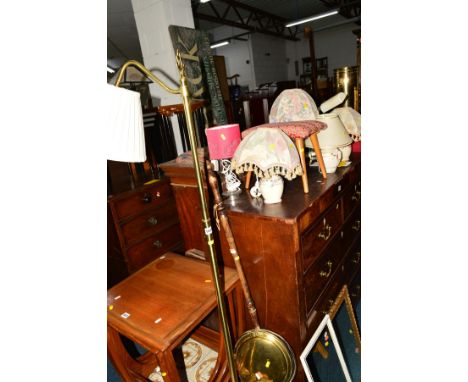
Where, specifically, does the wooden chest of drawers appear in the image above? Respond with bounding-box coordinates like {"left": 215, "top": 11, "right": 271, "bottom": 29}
{"left": 218, "top": 154, "right": 361, "bottom": 381}
{"left": 107, "top": 178, "right": 184, "bottom": 287}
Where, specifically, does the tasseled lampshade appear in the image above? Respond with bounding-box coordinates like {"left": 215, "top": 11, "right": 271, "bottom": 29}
{"left": 231, "top": 127, "right": 303, "bottom": 180}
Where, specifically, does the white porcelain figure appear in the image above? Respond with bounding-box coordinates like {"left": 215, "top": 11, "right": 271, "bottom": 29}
{"left": 259, "top": 175, "right": 284, "bottom": 204}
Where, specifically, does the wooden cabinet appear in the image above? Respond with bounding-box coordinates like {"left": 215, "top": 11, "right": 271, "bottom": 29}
{"left": 162, "top": 152, "right": 361, "bottom": 381}
{"left": 107, "top": 178, "right": 184, "bottom": 288}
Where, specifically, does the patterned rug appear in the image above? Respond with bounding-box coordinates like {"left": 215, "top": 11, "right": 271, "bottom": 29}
{"left": 148, "top": 338, "right": 218, "bottom": 382}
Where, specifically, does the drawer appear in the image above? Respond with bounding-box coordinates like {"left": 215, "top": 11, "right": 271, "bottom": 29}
{"left": 301, "top": 199, "right": 343, "bottom": 272}
{"left": 112, "top": 181, "right": 173, "bottom": 221}
{"left": 341, "top": 208, "right": 361, "bottom": 251}
{"left": 342, "top": 180, "right": 361, "bottom": 219}
{"left": 304, "top": 236, "right": 343, "bottom": 316}
{"left": 125, "top": 224, "right": 182, "bottom": 272}
{"left": 120, "top": 203, "right": 179, "bottom": 246}
{"left": 305, "top": 264, "right": 345, "bottom": 332}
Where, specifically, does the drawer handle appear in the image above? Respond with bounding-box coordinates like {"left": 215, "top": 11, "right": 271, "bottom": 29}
{"left": 352, "top": 190, "right": 361, "bottom": 202}
{"left": 142, "top": 192, "right": 161, "bottom": 204}
{"left": 322, "top": 299, "right": 335, "bottom": 315}
{"left": 153, "top": 240, "right": 162, "bottom": 248}
{"left": 352, "top": 220, "right": 361, "bottom": 231}
{"left": 318, "top": 224, "right": 332, "bottom": 241}
{"left": 352, "top": 251, "right": 361, "bottom": 264}
{"left": 142, "top": 193, "right": 152, "bottom": 203}
{"left": 319, "top": 261, "right": 333, "bottom": 278}
{"left": 147, "top": 217, "right": 158, "bottom": 226}
{"left": 351, "top": 285, "right": 361, "bottom": 298}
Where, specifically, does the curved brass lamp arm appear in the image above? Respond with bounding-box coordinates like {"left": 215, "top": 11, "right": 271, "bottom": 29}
{"left": 112, "top": 52, "right": 239, "bottom": 382}
{"left": 114, "top": 59, "right": 180, "bottom": 95}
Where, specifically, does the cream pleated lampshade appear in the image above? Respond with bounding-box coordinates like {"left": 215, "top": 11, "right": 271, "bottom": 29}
{"left": 106, "top": 84, "right": 146, "bottom": 162}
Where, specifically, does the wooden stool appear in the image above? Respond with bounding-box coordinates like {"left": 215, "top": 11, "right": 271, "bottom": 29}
{"left": 242, "top": 121, "right": 328, "bottom": 193}
{"left": 107, "top": 252, "right": 244, "bottom": 382}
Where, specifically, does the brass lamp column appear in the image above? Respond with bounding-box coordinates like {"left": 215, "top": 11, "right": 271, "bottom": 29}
{"left": 114, "top": 51, "right": 238, "bottom": 382}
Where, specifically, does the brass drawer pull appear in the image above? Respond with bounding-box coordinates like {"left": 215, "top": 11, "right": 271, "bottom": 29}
{"left": 142, "top": 192, "right": 161, "bottom": 204}
{"left": 319, "top": 261, "right": 333, "bottom": 278}
{"left": 352, "top": 190, "right": 361, "bottom": 202}
{"left": 153, "top": 240, "right": 162, "bottom": 248}
{"left": 318, "top": 224, "right": 332, "bottom": 241}
{"left": 322, "top": 299, "right": 334, "bottom": 315}
{"left": 147, "top": 217, "right": 159, "bottom": 226}
{"left": 352, "top": 251, "right": 361, "bottom": 264}
{"left": 352, "top": 220, "right": 361, "bottom": 231}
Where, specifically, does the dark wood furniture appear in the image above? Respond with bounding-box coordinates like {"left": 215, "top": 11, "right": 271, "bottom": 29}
{"left": 107, "top": 178, "right": 184, "bottom": 288}
{"left": 162, "top": 152, "right": 361, "bottom": 381}
{"left": 107, "top": 252, "right": 245, "bottom": 382}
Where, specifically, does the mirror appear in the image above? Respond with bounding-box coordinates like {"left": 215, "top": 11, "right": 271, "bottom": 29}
{"left": 300, "top": 314, "right": 352, "bottom": 382}
{"left": 300, "top": 285, "right": 361, "bottom": 382}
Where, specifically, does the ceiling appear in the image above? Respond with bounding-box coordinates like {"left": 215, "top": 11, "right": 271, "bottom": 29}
{"left": 107, "top": 0, "right": 360, "bottom": 69}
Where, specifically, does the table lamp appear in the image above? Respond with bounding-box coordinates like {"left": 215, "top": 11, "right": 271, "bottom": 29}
{"left": 107, "top": 53, "right": 238, "bottom": 381}
{"left": 231, "top": 127, "right": 302, "bottom": 204}
{"left": 205, "top": 124, "right": 241, "bottom": 195}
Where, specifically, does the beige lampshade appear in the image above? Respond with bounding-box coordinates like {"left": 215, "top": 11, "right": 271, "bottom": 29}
{"left": 106, "top": 84, "right": 147, "bottom": 162}
{"left": 305, "top": 113, "right": 352, "bottom": 150}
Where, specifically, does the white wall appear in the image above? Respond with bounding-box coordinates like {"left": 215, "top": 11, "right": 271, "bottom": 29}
{"left": 210, "top": 22, "right": 357, "bottom": 91}
{"left": 250, "top": 34, "right": 288, "bottom": 87}
{"left": 286, "top": 23, "right": 358, "bottom": 84}
{"left": 210, "top": 26, "right": 256, "bottom": 90}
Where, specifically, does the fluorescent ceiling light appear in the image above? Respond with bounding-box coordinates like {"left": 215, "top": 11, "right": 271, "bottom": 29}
{"left": 210, "top": 41, "right": 230, "bottom": 49}
{"left": 200, "top": 0, "right": 211, "bottom": 3}
{"left": 107, "top": 66, "right": 115, "bottom": 73}
{"left": 285, "top": 10, "right": 339, "bottom": 28}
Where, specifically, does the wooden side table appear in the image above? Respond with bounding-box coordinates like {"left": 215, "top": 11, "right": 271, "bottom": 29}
{"left": 107, "top": 252, "right": 244, "bottom": 382}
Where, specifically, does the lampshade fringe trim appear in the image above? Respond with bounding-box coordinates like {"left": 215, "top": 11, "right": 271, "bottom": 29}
{"left": 233, "top": 162, "right": 303, "bottom": 180}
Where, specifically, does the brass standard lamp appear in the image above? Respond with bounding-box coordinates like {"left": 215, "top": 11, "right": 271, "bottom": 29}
{"left": 110, "top": 51, "right": 238, "bottom": 382}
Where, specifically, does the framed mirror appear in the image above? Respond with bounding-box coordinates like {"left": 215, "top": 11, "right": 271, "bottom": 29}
{"left": 300, "top": 314, "right": 352, "bottom": 382}
{"left": 329, "top": 285, "right": 361, "bottom": 381}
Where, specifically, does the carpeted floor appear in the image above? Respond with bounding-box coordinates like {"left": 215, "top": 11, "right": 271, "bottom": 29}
{"left": 108, "top": 300, "right": 361, "bottom": 381}
{"left": 108, "top": 337, "right": 217, "bottom": 382}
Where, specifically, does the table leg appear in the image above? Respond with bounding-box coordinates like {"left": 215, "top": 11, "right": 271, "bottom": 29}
{"left": 156, "top": 349, "right": 181, "bottom": 382}
{"left": 107, "top": 325, "right": 147, "bottom": 382}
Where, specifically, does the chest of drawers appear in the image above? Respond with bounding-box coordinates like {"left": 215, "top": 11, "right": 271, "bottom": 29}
{"left": 107, "top": 178, "right": 184, "bottom": 287}
{"left": 219, "top": 156, "right": 360, "bottom": 380}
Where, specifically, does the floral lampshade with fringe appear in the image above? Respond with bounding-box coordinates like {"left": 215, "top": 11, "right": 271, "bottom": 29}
{"left": 231, "top": 127, "right": 303, "bottom": 180}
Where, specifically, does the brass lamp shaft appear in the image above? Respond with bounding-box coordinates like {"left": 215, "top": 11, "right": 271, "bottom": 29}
{"left": 114, "top": 55, "right": 238, "bottom": 381}
{"left": 177, "top": 53, "right": 239, "bottom": 382}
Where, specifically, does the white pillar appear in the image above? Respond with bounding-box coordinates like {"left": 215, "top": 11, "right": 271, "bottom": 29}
{"left": 131, "top": 0, "right": 195, "bottom": 154}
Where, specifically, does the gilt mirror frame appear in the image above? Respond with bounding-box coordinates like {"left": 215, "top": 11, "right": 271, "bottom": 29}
{"left": 328, "top": 284, "right": 361, "bottom": 353}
